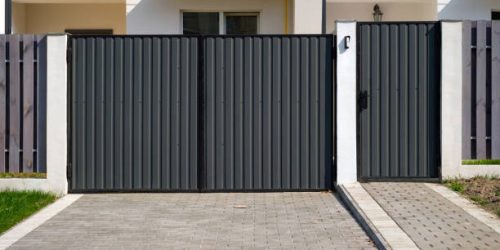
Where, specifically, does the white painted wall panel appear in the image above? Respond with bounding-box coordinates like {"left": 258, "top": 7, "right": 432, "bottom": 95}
{"left": 126, "top": 0, "right": 286, "bottom": 34}
{"left": 438, "top": 0, "right": 500, "bottom": 20}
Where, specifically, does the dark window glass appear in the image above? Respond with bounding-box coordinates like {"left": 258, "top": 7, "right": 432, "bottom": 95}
{"left": 225, "top": 15, "right": 258, "bottom": 35}
{"left": 493, "top": 11, "right": 500, "bottom": 20}
{"left": 183, "top": 12, "right": 219, "bottom": 35}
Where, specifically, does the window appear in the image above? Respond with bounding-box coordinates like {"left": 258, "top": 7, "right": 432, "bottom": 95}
{"left": 182, "top": 12, "right": 219, "bottom": 35}
{"left": 182, "top": 12, "right": 259, "bottom": 35}
{"left": 225, "top": 13, "right": 258, "bottom": 35}
{"left": 65, "top": 29, "right": 113, "bottom": 35}
{"left": 493, "top": 11, "right": 500, "bottom": 20}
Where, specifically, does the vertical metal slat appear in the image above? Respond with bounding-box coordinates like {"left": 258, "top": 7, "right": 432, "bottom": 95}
{"left": 476, "top": 21, "right": 488, "bottom": 159}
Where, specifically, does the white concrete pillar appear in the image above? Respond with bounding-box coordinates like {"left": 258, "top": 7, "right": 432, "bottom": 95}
{"left": 0, "top": 0, "right": 5, "bottom": 34}
{"left": 441, "top": 21, "right": 463, "bottom": 179}
{"left": 336, "top": 21, "right": 357, "bottom": 184}
{"left": 293, "top": 0, "right": 322, "bottom": 34}
{"left": 45, "top": 35, "right": 68, "bottom": 195}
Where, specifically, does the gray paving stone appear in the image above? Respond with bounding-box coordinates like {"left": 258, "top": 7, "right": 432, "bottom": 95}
{"left": 8, "top": 192, "right": 374, "bottom": 250}
{"left": 363, "top": 182, "right": 500, "bottom": 250}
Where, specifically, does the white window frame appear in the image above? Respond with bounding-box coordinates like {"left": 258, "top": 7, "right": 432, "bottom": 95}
{"left": 180, "top": 11, "right": 260, "bottom": 35}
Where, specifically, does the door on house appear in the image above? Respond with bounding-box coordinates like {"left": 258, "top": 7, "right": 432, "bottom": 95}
{"left": 68, "top": 34, "right": 334, "bottom": 192}
{"left": 357, "top": 22, "right": 440, "bottom": 180}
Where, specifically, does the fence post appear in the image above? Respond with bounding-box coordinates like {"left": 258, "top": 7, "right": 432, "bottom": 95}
{"left": 45, "top": 34, "right": 68, "bottom": 195}
{"left": 336, "top": 21, "right": 357, "bottom": 184}
{"left": 492, "top": 21, "right": 500, "bottom": 159}
{"left": 462, "top": 21, "right": 471, "bottom": 159}
{"left": 441, "top": 21, "right": 463, "bottom": 179}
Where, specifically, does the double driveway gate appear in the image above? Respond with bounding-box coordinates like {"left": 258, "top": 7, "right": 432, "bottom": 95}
{"left": 68, "top": 35, "right": 334, "bottom": 192}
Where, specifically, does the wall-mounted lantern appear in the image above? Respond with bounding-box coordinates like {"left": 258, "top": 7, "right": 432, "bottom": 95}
{"left": 373, "top": 4, "right": 383, "bottom": 22}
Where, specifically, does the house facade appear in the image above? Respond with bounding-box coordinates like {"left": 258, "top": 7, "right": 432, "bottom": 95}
{"left": 2, "top": 0, "right": 499, "bottom": 35}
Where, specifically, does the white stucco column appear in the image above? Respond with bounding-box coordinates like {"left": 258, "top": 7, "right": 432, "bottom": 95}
{"left": 441, "top": 21, "right": 463, "bottom": 179}
{"left": 45, "top": 34, "right": 68, "bottom": 194}
{"left": 336, "top": 21, "right": 357, "bottom": 184}
{"left": 293, "top": 0, "right": 322, "bottom": 34}
{"left": 0, "top": 0, "right": 5, "bottom": 34}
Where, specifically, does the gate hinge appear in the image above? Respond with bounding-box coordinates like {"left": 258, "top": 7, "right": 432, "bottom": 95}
{"left": 67, "top": 162, "right": 72, "bottom": 179}
{"left": 66, "top": 47, "right": 72, "bottom": 64}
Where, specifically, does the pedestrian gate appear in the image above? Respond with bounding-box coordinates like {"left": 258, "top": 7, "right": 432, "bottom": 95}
{"left": 358, "top": 22, "right": 440, "bottom": 180}
{"left": 69, "top": 35, "right": 334, "bottom": 192}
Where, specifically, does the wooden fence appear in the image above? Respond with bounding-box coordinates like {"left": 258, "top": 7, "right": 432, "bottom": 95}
{"left": 462, "top": 21, "right": 500, "bottom": 159}
{"left": 0, "top": 35, "right": 46, "bottom": 173}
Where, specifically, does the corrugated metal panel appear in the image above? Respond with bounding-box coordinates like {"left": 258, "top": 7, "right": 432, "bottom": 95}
{"left": 70, "top": 35, "right": 333, "bottom": 192}
{"left": 204, "top": 36, "right": 333, "bottom": 190}
{"left": 358, "top": 23, "right": 440, "bottom": 179}
{"left": 70, "top": 36, "right": 199, "bottom": 191}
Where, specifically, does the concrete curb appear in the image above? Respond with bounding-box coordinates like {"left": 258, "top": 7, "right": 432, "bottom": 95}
{"left": 336, "top": 184, "right": 389, "bottom": 250}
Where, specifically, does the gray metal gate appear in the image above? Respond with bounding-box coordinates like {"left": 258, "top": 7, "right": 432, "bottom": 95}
{"left": 69, "top": 35, "right": 333, "bottom": 192}
{"left": 204, "top": 36, "right": 333, "bottom": 190}
{"left": 358, "top": 22, "right": 440, "bottom": 180}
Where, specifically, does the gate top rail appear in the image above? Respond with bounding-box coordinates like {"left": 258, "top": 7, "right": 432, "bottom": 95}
{"left": 69, "top": 34, "right": 335, "bottom": 38}
{"left": 357, "top": 21, "right": 440, "bottom": 24}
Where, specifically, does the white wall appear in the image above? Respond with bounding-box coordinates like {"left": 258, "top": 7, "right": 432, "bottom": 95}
{"left": 127, "top": 0, "right": 287, "bottom": 34}
{"left": 327, "top": 2, "right": 437, "bottom": 33}
{"left": 293, "top": 0, "right": 322, "bottom": 34}
{"left": 438, "top": 0, "right": 500, "bottom": 20}
{"left": 16, "top": 3, "right": 126, "bottom": 34}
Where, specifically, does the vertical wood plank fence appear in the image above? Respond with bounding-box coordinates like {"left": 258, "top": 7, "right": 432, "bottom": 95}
{"left": 0, "top": 34, "right": 46, "bottom": 173}
{"left": 462, "top": 21, "right": 500, "bottom": 159}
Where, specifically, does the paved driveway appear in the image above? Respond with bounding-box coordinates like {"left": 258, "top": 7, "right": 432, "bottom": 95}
{"left": 9, "top": 192, "right": 374, "bottom": 250}
{"left": 363, "top": 183, "right": 500, "bottom": 249}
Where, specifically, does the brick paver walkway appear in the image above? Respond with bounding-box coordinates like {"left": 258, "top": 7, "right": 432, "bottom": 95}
{"left": 9, "top": 192, "right": 374, "bottom": 250}
{"left": 363, "top": 182, "right": 500, "bottom": 250}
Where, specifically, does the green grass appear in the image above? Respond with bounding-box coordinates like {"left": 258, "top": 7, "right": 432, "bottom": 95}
{"left": 0, "top": 173, "right": 46, "bottom": 179}
{"left": 445, "top": 180, "right": 465, "bottom": 193}
{"left": 0, "top": 191, "right": 56, "bottom": 234}
{"left": 443, "top": 177, "right": 500, "bottom": 217}
{"left": 462, "top": 159, "right": 500, "bottom": 165}
{"left": 470, "top": 195, "right": 489, "bottom": 206}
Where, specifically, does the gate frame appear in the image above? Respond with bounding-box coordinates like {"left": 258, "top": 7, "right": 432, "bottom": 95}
{"left": 355, "top": 21, "right": 442, "bottom": 182}
{"left": 66, "top": 34, "right": 336, "bottom": 193}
